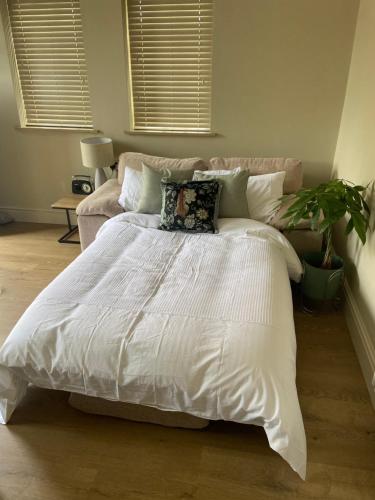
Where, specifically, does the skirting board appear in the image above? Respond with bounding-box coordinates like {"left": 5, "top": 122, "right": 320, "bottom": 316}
{"left": 344, "top": 279, "right": 375, "bottom": 409}
{"left": 0, "top": 206, "right": 77, "bottom": 225}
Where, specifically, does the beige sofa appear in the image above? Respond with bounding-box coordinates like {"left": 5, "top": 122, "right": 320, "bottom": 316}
{"left": 74, "top": 152, "right": 321, "bottom": 427}
{"left": 77, "top": 152, "right": 322, "bottom": 254}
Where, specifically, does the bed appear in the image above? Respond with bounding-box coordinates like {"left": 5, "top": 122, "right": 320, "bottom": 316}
{"left": 0, "top": 212, "right": 306, "bottom": 479}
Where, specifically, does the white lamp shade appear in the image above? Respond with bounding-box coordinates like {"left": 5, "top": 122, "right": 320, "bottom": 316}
{"left": 80, "top": 137, "right": 114, "bottom": 169}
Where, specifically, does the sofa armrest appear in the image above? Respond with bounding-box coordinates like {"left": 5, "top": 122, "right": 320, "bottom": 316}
{"left": 76, "top": 179, "right": 123, "bottom": 218}
{"left": 269, "top": 194, "right": 324, "bottom": 231}
{"left": 284, "top": 229, "right": 323, "bottom": 255}
{"left": 78, "top": 214, "right": 109, "bottom": 251}
{"left": 268, "top": 197, "right": 310, "bottom": 230}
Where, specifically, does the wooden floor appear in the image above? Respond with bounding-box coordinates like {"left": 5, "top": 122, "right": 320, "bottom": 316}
{"left": 0, "top": 222, "right": 374, "bottom": 500}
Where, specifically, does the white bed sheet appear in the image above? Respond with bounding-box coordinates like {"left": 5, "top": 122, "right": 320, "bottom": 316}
{"left": 0, "top": 214, "right": 306, "bottom": 478}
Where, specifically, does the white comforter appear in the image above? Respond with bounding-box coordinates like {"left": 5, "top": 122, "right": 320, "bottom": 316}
{"left": 0, "top": 214, "right": 306, "bottom": 478}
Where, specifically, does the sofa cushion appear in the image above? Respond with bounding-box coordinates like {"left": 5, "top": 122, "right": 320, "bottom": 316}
{"left": 159, "top": 179, "right": 222, "bottom": 233}
{"left": 76, "top": 179, "right": 123, "bottom": 218}
{"left": 209, "top": 157, "right": 302, "bottom": 194}
{"left": 117, "top": 152, "right": 207, "bottom": 185}
{"left": 118, "top": 166, "right": 143, "bottom": 211}
{"left": 137, "top": 163, "right": 196, "bottom": 214}
{"left": 246, "top": 171, "right": 286, "bottom": 223}
{"left": 193, "top": 169, "right": 250, "bottom": 218}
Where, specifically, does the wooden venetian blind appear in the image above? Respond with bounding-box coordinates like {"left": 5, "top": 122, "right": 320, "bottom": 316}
{"left": 126, "top": 0, "right": 213, "bottom": 133}
{"left": 5, "top": 0, "right": 93, "bottom": 129}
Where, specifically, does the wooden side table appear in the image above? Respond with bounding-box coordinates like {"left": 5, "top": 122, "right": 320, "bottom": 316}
{"left": 51, "top": 195, "right": 87, "bottom": 244}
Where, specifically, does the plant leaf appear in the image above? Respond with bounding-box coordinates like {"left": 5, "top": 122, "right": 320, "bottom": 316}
{"left": 281, "top": 179, "right": 370, "bottom": 245}
{"left": 317, "top": 218, "right": 332, "bottom": 234}
{"left": 345, "top": 218, "right": 354, "bottom": 235}
{"left": 362, "top": 198, "right": 370, "bottom": 214}
{"left": 352, "top": 212, "right": 367, "bottom": 244}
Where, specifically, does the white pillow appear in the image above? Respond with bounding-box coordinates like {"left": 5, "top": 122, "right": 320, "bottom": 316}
{"left": 246, "top": 171, "right": 286, "bottom": 223}
{"left": 118, "top": 166, "right": 143, "bottom": 211}
{"left": 194, "top": 168, "right": 241, "bottom": 177}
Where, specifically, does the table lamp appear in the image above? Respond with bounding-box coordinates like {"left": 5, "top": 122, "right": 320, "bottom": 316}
{"left": 80, "top": 137, "right": 114, "bottom": 189}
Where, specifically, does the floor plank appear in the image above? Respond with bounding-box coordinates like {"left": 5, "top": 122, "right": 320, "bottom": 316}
{"left": 0, "top": 222, "right": 374, "bottom": 499}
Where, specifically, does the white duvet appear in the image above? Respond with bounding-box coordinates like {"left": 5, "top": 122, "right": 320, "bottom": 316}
{"left": 0, "top": 214, "right": 306, "bottom": 479}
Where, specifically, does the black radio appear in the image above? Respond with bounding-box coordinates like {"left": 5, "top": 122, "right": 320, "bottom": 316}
{"left": 72, "top": 175, "right": 94, "bottom": 195}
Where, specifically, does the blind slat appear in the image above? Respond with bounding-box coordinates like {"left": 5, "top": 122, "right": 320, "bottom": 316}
{"left": 133, "top": 104, "right": 210, "bottom": 110}
{"left": 25, "top": 103, "right": 92, "bottom": 109}
{"left": 127, "top": 0, "right": 213, "bottom": 133}
{"left": 6, "top": 0, "right": 93, "bottom": 129}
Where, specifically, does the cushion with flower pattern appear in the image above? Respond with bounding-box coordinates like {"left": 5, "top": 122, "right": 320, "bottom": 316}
{"left": 159, "top": 180, "right": 222, "bottom": 233}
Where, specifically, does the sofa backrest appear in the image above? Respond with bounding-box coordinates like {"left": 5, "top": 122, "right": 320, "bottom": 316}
{"left": 209, "top": 157, "right": 302, "bottom": 194}
{"left": 117, "top": 153, "right": 303, "bottom": 194}
{"left": 117, "top": 152, "right": 208, "bottom": 185}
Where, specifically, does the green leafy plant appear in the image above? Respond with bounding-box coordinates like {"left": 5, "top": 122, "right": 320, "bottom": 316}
{"left": 279, "top": 179, "right": 370, "bottom": 269}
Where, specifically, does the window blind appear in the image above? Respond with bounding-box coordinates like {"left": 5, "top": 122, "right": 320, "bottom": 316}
{"left": 5, "top": 0, "right": 93, "bottom": 129}
{"left": 126, "top": 0, "right": 213, "bottom": 133}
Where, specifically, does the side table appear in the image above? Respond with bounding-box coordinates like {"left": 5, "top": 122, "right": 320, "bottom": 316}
{"left": 51, "top": 195, "right": 87, "bottom": 244}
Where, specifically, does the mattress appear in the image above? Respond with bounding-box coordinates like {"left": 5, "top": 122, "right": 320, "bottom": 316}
{"left": 0, "top": 213, "right": 306, "bottom": 478}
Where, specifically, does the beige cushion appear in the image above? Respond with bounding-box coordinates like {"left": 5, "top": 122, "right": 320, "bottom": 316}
{"left": 117, "top": 152, "right": 208, "bottom": 185}
{"left": 76, "top": 179, "right": 123, "bottom": 218}
{"left": 69, "top": 393, "right": 209, "bottom": 429}
{"left": 209, "top": 157, "right": 302, "bottom": 194}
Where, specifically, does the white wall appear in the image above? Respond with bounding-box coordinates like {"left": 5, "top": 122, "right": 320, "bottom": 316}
{"left": 333, "top": 0, "right": 375, "bottom": 405}
{"left": 0, "top": 0, "right": 359, "bottom": 221}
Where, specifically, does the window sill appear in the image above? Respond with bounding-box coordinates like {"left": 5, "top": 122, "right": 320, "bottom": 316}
{"left": 124, "top": 129, "right": 217, "bottom": 137}
{"left": 15, "top": 126, "right": 101, "bottom": 133}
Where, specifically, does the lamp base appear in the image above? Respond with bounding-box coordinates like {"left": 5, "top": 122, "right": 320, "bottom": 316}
{"left": 95, "top": 168, "right": 107, "bottom": 190}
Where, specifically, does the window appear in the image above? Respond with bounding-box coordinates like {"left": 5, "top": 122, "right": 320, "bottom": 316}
{"left": 126, "top": 0, "right": 214, "bottom": 134}
{"left": 2, "top": 0, "right": 93, "bottom": 130}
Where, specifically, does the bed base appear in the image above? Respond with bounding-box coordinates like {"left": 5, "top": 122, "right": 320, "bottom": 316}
{"left": 68, "top": 393, "right": 209, "bottom": 429}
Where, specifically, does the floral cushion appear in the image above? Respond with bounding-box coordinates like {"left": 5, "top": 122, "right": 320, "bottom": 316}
{"left": 159, "top": 180, "right": 222, "bottom": 233}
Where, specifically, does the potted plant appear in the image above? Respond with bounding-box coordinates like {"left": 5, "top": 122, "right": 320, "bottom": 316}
{"left": 279, "top": 179, "right": 370, "bottom": 301}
